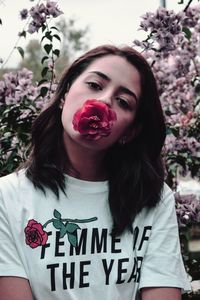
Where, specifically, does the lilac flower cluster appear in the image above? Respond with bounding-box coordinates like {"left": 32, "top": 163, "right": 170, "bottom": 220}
{"left": 0, "top": 68, "right": 58, "bottom": 173}
{"left": 165, "top": 134, "right": 199, "bottom": 154}
{"left": 182, "top": 5, "right": 200, "bottom": 28}
{"left": 135, "top": 5, "right": 200, "bottom": 182}
{"left": 160, "top": 71, "right": 199, "bottom": 180}
{"left": 20, "top": 9, "right": 28, "bottom": 20}
{"left": 134, "top": 6, "right": 200, "bottom": 59}
{"left": 0, "top": 68, "right": 57, "bottom": 109}
{"left": 175, "top": 192, "right": 200, "bottom": 227}
{"left": 134, "top": 8, "right": 186, "bottom": 58}
{"left": 20, "top": 1, "right": 63, "bottom": 34}
{"left": 0, "top": 68, "right": 39, "bottom": 106}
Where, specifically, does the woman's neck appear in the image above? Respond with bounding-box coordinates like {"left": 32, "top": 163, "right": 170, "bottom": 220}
{"left": 62, "top": 133, "right": 107, "bottom": 181}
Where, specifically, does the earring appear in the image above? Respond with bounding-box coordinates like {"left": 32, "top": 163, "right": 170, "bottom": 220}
{"left": 119, "top": 136, "right": 127, "bottom": 145}
{"left": 59, "top": 99, "right": 64, "bottom": 109}
{"left": 66, "top": 83, "right": 70, "bottom": 92}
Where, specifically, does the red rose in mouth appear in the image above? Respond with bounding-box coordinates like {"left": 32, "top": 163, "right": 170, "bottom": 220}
{"left": 72, "top": 99, "right": 117, "bottom": 140}
{"left": 24, "top": 219, "right": 48, "bottom": 249}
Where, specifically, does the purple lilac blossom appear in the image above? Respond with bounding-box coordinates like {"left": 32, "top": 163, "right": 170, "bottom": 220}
{"left": 0, "top": 68, "right": 56, "bottom": 107}
{"left": 134, "top": 8, "right": 186, "bottom": 58}
{"left": 175, "top": 192, "right": 200, "bottom": 227}
{"left": 22, "top": 1, "right": 63, "bottom": 34}
{"left": 135, "top": 6, "right": 200, "bottom": 182}
{"left": 19, "top": 9, "right": 28, "bottom": 20}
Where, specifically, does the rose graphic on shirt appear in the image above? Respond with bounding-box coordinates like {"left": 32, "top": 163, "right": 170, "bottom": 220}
{"left": 24, "top": 210, "right": 97, "bottom": 249}
{"left": 25, "top": 219, "right": 48, "bottom": 249}
{"left": 72, "top": 99, "right": 117, "bottom": 140}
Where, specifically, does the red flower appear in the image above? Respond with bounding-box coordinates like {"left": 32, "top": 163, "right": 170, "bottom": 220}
{"left": 24, "top": 219, "right": 48, "bottom": 249}
{"left": 72, "top": 99, "right": 117, "bottom": 140}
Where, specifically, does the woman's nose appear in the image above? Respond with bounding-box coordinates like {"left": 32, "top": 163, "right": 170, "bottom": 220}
{"left": 98, "top": 94, "right": 112, "bottom": 107}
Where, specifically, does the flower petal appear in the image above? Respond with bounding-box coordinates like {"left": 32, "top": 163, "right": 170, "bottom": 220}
{"left": 72, "top": 99, "right": 117, "bottom": 140}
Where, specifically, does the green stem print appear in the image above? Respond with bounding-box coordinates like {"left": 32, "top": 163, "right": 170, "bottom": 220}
{"left": 44, "top": 209, "right": 98, "bottom": 247}
{"left": 24, "top": 209, "right": 98, "bottom": 249}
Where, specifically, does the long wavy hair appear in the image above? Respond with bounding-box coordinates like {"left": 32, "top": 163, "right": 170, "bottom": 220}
{"left": 24, "top": 44, "right": 166, "bottom": 235}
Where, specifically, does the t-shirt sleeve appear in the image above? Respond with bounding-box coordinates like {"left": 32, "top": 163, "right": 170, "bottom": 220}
{"left": 0, "top": 189, "right": 28, "bottom": 278}
{"left": 138, "top": 184, "right": 191, "bottom": 292}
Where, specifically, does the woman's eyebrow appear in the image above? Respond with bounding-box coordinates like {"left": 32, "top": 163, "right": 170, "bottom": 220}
{"left": 89, "top": 71, "right": 110, "bottom": 81}
{"left": 120, "top": 87, "right": 138, "bottom": 103}
{"left": 89, "top": 71, "right": 138, "bottom": 102}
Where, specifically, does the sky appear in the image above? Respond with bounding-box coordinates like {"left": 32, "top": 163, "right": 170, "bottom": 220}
{"left": 0, "top": 0, "right": 184, "bottom": 68}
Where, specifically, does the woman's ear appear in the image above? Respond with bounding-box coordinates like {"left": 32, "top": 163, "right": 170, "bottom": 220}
{"left": 59, "top": 99, "right": 65, "bottom": 109}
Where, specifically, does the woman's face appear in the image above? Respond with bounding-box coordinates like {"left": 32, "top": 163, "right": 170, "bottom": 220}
{"left": 61, "top": 54, "right": 141, "bottom": 151}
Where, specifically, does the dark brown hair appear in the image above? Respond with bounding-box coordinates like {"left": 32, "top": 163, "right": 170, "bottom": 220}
{"left": 25, "top": 44, "right": 166, "bottom": 235}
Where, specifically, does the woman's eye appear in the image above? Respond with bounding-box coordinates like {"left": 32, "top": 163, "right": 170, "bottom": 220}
{"left": 86, "top": 82, "right": 102, "bottom": 91}
{"left": 116, "top": 97, "right": 130, "bottom": 110}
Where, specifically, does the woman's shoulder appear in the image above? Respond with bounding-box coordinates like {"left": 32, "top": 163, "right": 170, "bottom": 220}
{"left": 0, "top": 169, "right": 30, "bottom": 194}
{"left": 137, "top": 183, "right": 175, "bottom": 223}
{"left": 160, "top": 182, "right": 175, "bottom": 205}
{"left": 149, "top": 182, "right": 177, "bottom": 224}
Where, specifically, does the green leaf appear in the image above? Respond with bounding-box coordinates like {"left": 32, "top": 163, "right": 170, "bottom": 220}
{"left": 42, "top": 24, "right": 46, "bottom": 32}
{"left": 41, "top": 67, "right": 49, "bottom": 77}
{"left": 53, "top": 34, "right": 61, "bottom": 41}
{"left": 38, "top": 79, "right": 48, "bottom": 86}
{"left": 41, "top": 32, "right": 52, "bottom": 43}
{"left": 40, "top": 86, "right": 48, "bottom": 97}
{"left": 16, "top": 47, "right": 24, "bottom": 58}
{"left": 60, "top": 226, "right": 67, "bottom": 238}
{"left": 166, "top": 127, "right": 172, "bottom": 135}
{"left": 53, "top": 49, "right": 60, "bottom": 57}
{"left": 41, "top": 56, "right": 49, "bottom": 64}
{"left": 182, "top": 27, "right": 192, "bottom": 40}
{"left": 53, "top": 209, "right": 61, "bottom": 219}
{"left": 44, "top": 44, "right": 52, "bottom": 54}
{"left": 196, "top": 97, "right": 200, "bottom": 105}
{"left": 67, "top": 233, "right": 78, "bottom": 247}
{"left": 46, "top": 30, "right": 52, "bottom": 36}
{"left": 66, "top": 223, "right": 80, "bottom": 233}
{"left": 41, "top": 36, "right": 46, "bottom": 43}
{"left": 19, "top": 30, "right": 26, "bottom": 38}
{"left": 50, "top": 26, "right": 60, "bottom": 32}
{"left": 53, "top": 219, "right": 63, "bottom": 229}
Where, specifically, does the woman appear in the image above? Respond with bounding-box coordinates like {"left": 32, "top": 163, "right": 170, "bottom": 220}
{"left": 0, "top": 45, "right": 190, "bottom": 299}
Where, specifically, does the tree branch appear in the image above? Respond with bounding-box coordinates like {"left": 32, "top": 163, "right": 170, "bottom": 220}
{"left": 183, "top": 0, "right": 194, "bottom": 12}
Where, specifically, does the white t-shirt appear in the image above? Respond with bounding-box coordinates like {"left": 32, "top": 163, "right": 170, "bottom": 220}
{"left": 0, "top": 170, "right": 191, "bottom": 299}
